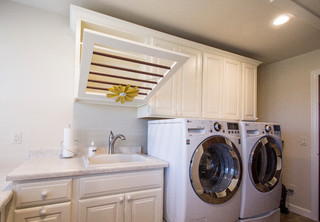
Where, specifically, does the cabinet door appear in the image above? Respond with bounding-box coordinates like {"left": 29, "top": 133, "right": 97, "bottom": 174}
{"left": 14, "top": 202, "right": 70, "bottom": 222}
{"left": 125, "top": 188, "right": 162, "bottom": 222}
{"left": 223, "top": 58, "right": 242, "bottom": 120}
{"left": 78, "top": 194, "right": 124, "bottom": 222}
{"left": 177, "top": 45, "right": 202, "bottom": 117}
{"left": 202, "top": 53, "right": 224, "bottom": 119}
{"left": 149, "top": 38, "right": 178, "bottom": 116}
{"left": 242, "top": 63, "right": 257, "bottom": 120}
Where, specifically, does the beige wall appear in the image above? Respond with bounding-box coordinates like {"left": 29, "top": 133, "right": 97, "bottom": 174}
{"left": 258, "top": 49, "right": 320, "bottom": 217}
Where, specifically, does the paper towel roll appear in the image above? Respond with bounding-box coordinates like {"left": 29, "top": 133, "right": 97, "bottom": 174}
{"left": 62, "top": 126, "right": 74, "bottom": 157}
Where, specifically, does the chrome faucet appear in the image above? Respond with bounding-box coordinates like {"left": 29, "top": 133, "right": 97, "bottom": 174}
{"left": 108, "top": 131, "right": 126, "bottom": 154}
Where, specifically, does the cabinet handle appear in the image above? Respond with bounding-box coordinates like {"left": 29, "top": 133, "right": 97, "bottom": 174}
{"left": 40, "top": 209, "right": 47, "bottom": 217}
{"left": 119, "top": 197, "right": 124, "bottom": 203}
{"left": 41, "top": 191, "right": 48, "bottom": 198}
{"left": 127, "top": 196, "right": 132, "bottom": 202}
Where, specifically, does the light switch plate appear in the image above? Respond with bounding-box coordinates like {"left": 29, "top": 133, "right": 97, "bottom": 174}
{"left": 11, "top": 131, "right": 22, "bottom": 144}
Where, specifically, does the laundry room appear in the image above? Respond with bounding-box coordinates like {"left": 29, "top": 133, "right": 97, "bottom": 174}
{"left": 0, "top": 0, "right": 320, "bottom": 222}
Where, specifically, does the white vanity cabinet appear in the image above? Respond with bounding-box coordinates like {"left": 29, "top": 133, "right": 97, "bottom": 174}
{"left": 9, "top": 169, "right": 164, "bottom": 222}
{"left": 75, "top": 169, "right": 164, "bottom": 222}
{"left": 78, "top": 189, "right": 162, "bottom": 222}
{"left": 12, "top": 179, "right": 72, "bottom": 222}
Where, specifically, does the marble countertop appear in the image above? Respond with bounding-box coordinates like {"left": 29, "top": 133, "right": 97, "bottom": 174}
{"left": 0, "top": 190, "right": 13, "bottom": 211}
{"left": 6, "top": 154, "right": 168, "bottom": 182}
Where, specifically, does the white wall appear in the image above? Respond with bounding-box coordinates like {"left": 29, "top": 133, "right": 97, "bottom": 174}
{"left": 258, "top": 49, "right": 320, "bottom": 218}
{"left": 73, "top": 103, "right": 148, "bottom": 154}
{"left": 0, "top": 0, "right": 74, "bottom": 175}
{"left": 0, "top": 1, "right": 149, "bottom": 188}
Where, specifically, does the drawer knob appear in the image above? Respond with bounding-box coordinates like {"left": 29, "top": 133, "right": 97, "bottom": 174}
{"left": 41, "top": 191, "right": 48, "bottom": 198}
{"left": 127, "top": 196, "right": 132, "bottom": 202}
{"left": 119, "top": 197, "right": 124, "bottom": 203}
{"left": 40, "top": 209, "right": 47, "bottom": 217}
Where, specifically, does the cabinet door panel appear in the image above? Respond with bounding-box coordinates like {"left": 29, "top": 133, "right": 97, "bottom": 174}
{"left": 14, "top": 202, "right": 70, "bottom": 222}
{"left": 125, "top": 188, "right": 162, "bottom": 222}
{"left": 149, "top": 38, "right": 177, "bottom": 116}
{"left": 223, "top": 58, "right": 241, "bottom": 120}
{"left": 202, "top": 53, "right": 224, "bottom": 118}
{"left": 177, "top": 46, "right": 202, "bottom": 117}
{"left": 242, "top": 63, "right": 257, "bottom": 120}
{"left": 78, "top": 194, "right": 124, "bottom": 222}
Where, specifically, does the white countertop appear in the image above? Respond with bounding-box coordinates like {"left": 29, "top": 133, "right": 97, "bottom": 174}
{"left": 0, "top": 169, "right": 11, "bottom": 191}
{"left": 0, "top": 190, "right": 13, "bottom": 210}
{"left": 6, "top": 154, "right": 168, "bottom": 182}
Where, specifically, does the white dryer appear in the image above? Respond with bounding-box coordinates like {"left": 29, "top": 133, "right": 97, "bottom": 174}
{"left": 148, "top": 118, "right": 243, "bottom": 222}
{"left": 239, "top": 122, "right": 283, "bottom": 222}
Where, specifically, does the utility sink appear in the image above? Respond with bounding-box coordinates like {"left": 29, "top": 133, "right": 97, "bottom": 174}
{"left": 82, "top": 154, "right": 147, "bottom": 167}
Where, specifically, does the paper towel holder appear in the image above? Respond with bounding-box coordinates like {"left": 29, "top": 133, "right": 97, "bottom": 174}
{"left": 60, "top": 124, "right": 77, "bottom": 158}
{"left": 60, "top": 140, "right": 77, "bottom": 158}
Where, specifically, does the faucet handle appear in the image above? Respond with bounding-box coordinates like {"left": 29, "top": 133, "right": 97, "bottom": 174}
{"left": 109, "top": 131, "right": 114, "bottom": 147}
{"left": 109, "top": 131, "right": 114, "bottom": 139}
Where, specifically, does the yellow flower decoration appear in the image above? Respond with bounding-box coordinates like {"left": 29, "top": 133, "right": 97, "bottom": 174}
{"left": 107, "top": 84, "right": 139, "bottom": 104}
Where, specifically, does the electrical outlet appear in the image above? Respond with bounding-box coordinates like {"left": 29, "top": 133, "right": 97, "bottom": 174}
{"left": 287, "top": 184, "right": 296, "bottom": 195}
{"left": 300, "top": 136, "right": 307, "bottom": 146}
{"left": 11, "top": 131, "right": 22, "bottom": 144}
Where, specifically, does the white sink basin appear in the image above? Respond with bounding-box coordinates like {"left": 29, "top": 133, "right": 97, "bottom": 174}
{"left": 82, "top": 154, "right": 147, "bottom": 167}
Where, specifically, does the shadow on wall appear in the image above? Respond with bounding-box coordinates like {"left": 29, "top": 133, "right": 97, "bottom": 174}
{"left": 73, "top": 103, "right": 149, "bottom": 154}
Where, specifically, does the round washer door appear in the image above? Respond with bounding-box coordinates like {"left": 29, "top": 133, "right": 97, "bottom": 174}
{"left": 189, "top": 135, "right": 242, "bottom": 204}
{"left": 250, "top": 136, "right": 282, "bottom": 192}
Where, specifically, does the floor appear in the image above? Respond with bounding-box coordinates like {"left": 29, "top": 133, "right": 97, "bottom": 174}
{"left": 280, "top": 212, "right": 317, "bottom": 222}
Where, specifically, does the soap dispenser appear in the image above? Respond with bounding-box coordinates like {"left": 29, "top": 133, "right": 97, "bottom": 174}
{"left": 88, "top": 141, "right": 97, "bottom": 157}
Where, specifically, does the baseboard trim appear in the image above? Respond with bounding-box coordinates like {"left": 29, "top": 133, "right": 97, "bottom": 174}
{"left": 288, "top": 203, "right": 314, "bottom": 220}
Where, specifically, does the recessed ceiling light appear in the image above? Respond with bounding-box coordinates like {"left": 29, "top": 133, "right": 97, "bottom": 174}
{"left": 273, "top": 14, "right": 291, "bottom": 26}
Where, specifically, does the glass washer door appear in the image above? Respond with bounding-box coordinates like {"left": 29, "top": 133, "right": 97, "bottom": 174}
{"left": 249, "top": 136, "right": 283, "bottom": 192}
{"left": 189, "top": 136, "right": 242, "bottom": 204}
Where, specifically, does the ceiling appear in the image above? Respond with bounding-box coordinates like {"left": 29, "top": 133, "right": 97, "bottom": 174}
{"left": 10, "top": 0, "right": 320, "bottom": 65}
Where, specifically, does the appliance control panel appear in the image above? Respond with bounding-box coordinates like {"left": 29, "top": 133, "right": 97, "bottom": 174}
{"left": 243, "top": 122, "right": 281, "bottom": 137}
{"left": 185, "top": 119, "right": 240, "bottom": 138}
{"left": 226, "top": 122, "right": 240, "bottom": 135}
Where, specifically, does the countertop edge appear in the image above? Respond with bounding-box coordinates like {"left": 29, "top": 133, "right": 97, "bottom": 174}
{"left": 0, "top": 190, "right": 13, "bottom": 210}
{"left": 6, "top": 155, "right": 168, "bottom": 182}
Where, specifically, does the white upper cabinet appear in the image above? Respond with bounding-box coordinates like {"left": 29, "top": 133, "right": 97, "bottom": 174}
{"left": 70, "top": 5, "right": 261, "bottom": 119}
{"left": 70, "top": 6, "right": 189, "bottom": 107}
{"left": 202, "top": 53, "right": 224, "bottom": 119}
{"left": 147, "top": 39, "right": 178, "bottom": 116}
{"left": 223, "top": 58, "right": 242, "bottom": 120}
{"left": 177, "top": 45, "right": 202, "bottom": 117}
{"left": 202, "top": 54, "right": 242, "bottom": 120}
{"left": 138, "top": 39, "right": 202, "bottom": 118}
{"left": 242, "top": 63, "right": 258, "bottom": 120}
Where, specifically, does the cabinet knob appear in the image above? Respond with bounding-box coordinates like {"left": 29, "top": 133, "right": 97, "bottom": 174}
{"left": 119, "top": 197, "right": 124, "bottom": 203}
{"left": 127, "top": 196, "right": 132, "bottom": 202}
{"left": 41, "top": 191, "right": 48, "bottom": 198}
{"left": 40, "top": 209, "right": 47, "bottom": 217}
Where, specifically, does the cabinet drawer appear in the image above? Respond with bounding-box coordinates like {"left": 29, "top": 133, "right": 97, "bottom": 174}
{"left": 79, "top": 169, "right": 162, "bottom": 199}
{"left": 15, "top": 179, "right": 72, "bottom": 208}
{"left": 14, "top": 202, "right": 71, "bottom": 222}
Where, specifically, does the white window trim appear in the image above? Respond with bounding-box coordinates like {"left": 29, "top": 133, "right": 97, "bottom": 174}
{"left": 310, "top": 69, "right": 320, "bottom": 221}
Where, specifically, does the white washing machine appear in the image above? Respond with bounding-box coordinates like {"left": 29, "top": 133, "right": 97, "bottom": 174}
{"left": 239, "top": 122, "right": 283, "bottom": 222}
{"left": 148, "top": 118, "right": 243, "bottom": 222}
